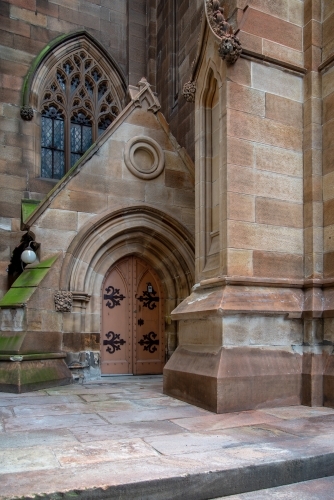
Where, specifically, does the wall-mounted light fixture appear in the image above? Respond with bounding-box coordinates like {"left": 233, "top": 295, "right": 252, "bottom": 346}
{"left": 21, "top": 242, "right": 37, "bottom": 265}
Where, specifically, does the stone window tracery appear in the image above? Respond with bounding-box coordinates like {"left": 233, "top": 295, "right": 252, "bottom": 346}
{"left": 40, "top": 49, "right": 120, "bottom": 179}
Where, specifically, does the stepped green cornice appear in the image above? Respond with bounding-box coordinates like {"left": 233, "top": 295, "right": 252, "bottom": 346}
{"left": 0, "top": 255, "right": 59, "bottom": 308}
{"left": 21, "top": 30, "right": 128, "bottom": 107}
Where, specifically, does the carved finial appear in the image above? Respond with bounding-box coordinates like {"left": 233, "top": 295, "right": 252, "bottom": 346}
{"left": 20, "top": 105, "right": 34, "bottom": 121}
{"left": 182, "top": 81, "right": 196, "bottom": 103}
{"left": 206, "top": 0, "right": 242, "bottom": 64}
{"left": 138, "top": 77, "right": 149, "bottom": 90}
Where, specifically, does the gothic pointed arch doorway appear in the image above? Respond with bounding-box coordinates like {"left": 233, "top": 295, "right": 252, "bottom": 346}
{"left": 101, "top": 256, "right": 164, "bottom": 375}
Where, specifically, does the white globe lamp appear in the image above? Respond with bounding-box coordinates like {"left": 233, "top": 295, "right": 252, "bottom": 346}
{"left": 21, "top": 243, "right": 37, "bottom": 265}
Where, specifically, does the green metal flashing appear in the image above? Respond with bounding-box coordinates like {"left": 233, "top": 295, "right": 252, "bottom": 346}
{"left": 22, "top": 199, "right": 41, "bottom": 224}
{"left": 32, "top": 255, "right": 59, "bottom": 268}
{"left": 11, "top": 267, "right": 50, "bottom": 288}
{"left": 0, "top": 255, "right": 59, "bottom": 308}
{"left": 0, "top": 287, "right": 36, "bottom": 308}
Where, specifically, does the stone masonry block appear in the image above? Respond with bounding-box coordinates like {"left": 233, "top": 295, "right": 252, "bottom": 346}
{"left": 227, "top": 82, "right": 265, "bottom": 116}
{"left": 255, "top": 198, "right": 303, "bottom": 228}
{"left": 265, "top": 93, "right": 302, "bottom": 128}
{"left": 228, "top": 109, "right": 303, "bottom": 151}
{"left": 253, "top": 251, "right": 303, "bottom": 279}
{"left": 227, "top": 192, "right": 255, "bottom": 223}
{"left": 251, "top": 62, "right": 303, "bottom": 102}
{"left": 242, "top": 8, "right": 302, "bottom": 51}
{"left": 227, "top": 248, "right": 253, "bottom": 277}
{"left": 228, "top": 220, "right": 303, "bottom": 254}
{"left": 262, "top": 40, "right": 303, "bottom": 67}
{"left": 10, "top": 5, "right": 46, "bottom": 27}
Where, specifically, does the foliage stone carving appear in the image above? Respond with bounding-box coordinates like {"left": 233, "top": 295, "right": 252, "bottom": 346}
{"left": 206, "top": 0, "right": 242, "bottom": 64}
{"left": 182, "top": 81, "right": 196, "bottom": 103}
{"left": 218, "top": 35, "right": 242, "bottom": 64}
{"left": 20, "top": 105, "right": 34, "bottom": 121}
{"left": 54, "top": 291, "right": 73, "bottom": 312}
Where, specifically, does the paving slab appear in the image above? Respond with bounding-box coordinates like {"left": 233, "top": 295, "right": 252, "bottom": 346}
{"left": 1, "top": 446, "right": 60, "bottom": 474}
{"left": 0, "top": 428, "right": 79, "bottom": 449}
{"left": 71, "top": 419, "right": 185, "bottom": 442}
{"left": 258, "top": 405, "right": 334, "bottom": 420}
{"left": 170, "top": 410, "right": 284, "bottom": 432}
{"left": 4, "top": 412, "right": 107, "bottom": 432}
{"left": 99, "top": 405, "right": 210, "bottom": 424}
{"left": 52, "top": 437, "right": 159, "bottom": 467}
{"left": 12, "top": 399, "right": 140, "bottom": 417}
{"left": 0, "top": 394, "right": 83, "bottom": 407}
{"left": 1, "top": 376, "right": 334, "bottom": 500}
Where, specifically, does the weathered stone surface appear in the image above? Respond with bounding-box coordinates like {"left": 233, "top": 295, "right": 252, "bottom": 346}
{"left": 1, "top": 377, "right": 334, "bottom": 500}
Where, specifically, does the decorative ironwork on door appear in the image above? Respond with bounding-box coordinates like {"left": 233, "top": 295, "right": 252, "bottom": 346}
{"left": 138, "top": 282, "right": 160, "bottom": 310}
{"left": 138, "top": 331, "right": 160, "bottom": 353}
{"left": 101, "top": 257, "right": 164, "bottom": 375}
{"left": 103, "top": 331, "right": 126, "bottom": 354}
{"left": 104, "top": 285, "right": 125, "bottom": 309}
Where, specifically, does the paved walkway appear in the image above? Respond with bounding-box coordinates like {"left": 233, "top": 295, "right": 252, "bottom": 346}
{"left": 1, "top": 376, "right": 334, "bottom": 499}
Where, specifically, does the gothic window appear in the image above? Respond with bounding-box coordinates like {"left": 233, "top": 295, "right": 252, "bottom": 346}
{"left": 40, "top": 49, "right": 120, "bottom": 179}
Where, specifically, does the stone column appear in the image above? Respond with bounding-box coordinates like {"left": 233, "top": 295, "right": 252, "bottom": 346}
{"left": 164, "top": 1, "right": 308, "bottom": 413}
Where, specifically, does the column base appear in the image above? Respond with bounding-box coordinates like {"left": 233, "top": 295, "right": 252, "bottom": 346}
{"left": 164, "top": 345, "right": 302, "bottom": 413}
{"left": 0, "top": 355, "right": 72, "bottom": 393}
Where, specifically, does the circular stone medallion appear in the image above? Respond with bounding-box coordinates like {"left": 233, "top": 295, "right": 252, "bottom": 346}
{"left": 124, "top": 136, "right": 165, "bottom": 179}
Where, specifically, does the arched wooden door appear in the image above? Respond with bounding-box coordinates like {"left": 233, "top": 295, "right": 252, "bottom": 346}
{"left": 101, "top": 256, "right": 165, "bottom": 375}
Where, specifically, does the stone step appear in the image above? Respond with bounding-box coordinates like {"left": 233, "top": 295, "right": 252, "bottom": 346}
{"left": 219, "top": 476, "right": 334, "bottom": 499}
{"left": 2, "top": 435, "right": 334, "bottom": 499}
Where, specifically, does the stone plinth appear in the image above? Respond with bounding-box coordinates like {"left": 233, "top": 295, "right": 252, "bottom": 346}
{"left": 164, "top": 282, "right": 305, "bottom": 413}
{"left": 0, "top": 354, "right": 72, "bottom": 393}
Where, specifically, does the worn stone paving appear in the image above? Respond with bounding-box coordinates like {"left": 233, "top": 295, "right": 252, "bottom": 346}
{"left": 1, "top": 376, "right": 334, "bottom": 499}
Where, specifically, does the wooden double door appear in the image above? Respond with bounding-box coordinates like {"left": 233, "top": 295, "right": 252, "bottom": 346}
{"left": 101, "top": 256, "right": 164, "bottom": 375}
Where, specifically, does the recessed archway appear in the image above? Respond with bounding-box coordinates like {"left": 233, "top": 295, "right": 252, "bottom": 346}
{"left": 59, "top": 205, "right": 195, "bottom": 361}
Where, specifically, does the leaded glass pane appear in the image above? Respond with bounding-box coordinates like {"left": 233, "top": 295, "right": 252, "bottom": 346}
{"left": 53, "top": 151, "right": 65, "bottom": 179}
{"left": 41, "top": 48, "right": 122, "bottom": 177}
{"left": 56, "top": 71, "right": 66, "bottom": 91}
{"left": 41, "top": 148, "right": 52, "bottom": 178}
{"left": 41, "top": 117, "right": 53, "bottom": 148}
{"left": 54, "top": 119, "right": 64, "bottom": 150}
{"left": 71, "top": 123, "right": 81, "bottom": 154}
{"left": 82, "top": 125, "right": 92, "bottom": 151}
{"left": 71, "top": 153, "right": 81, "bottom": 167}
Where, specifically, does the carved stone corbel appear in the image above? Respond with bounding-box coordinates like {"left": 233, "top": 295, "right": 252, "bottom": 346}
{"left": 218, "top": 33, "right": 242, "bottom": 64}
{"left": 54, "top": 291, "right": 73, "bottom": 312}
{"left": 182, "top": 81, "right": 197, "bottom": 103}
{"left": 20, "top": 105, "right": 34, "bottom": 121}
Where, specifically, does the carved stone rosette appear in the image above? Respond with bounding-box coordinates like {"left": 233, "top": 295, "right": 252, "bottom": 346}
{"left": 182, "top": 81, "right": 196, "bottom": 103}
{"left": 54, "top": 291, "right": 73, "bottom": 312}
{"left": 20, "top": 105, "right": 34, "bottom": 121}
{"left": 206, "top": 0, "right": 242, "bottom": 64}
{"left": 218, "top": 34, "right": 242, "bottom": 64}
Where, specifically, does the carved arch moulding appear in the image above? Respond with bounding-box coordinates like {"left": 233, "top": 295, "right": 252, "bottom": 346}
{"left": 20, "top": 31, "right": 129, "bottom": 180}
{"left": 182, "top": 0, "right": 242, "bottom": 103}
{"left": 20, "top": 31, "right": 129, "bottom": 119}
{"left": 58, "top": 206, "right": 195, "bottom": 313}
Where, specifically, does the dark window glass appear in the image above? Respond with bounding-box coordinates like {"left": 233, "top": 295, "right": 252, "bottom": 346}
{"left": 98, "top": 115, "right": 113, "bottom": 136}
{"left": 40, "top": 49, "right": 121, "bottom": 179}
{"left": 41, "top": 106, "right": 65, "bottom": 180}
{"left": 70, "top": 112, "right": 92, "bottom": 167}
